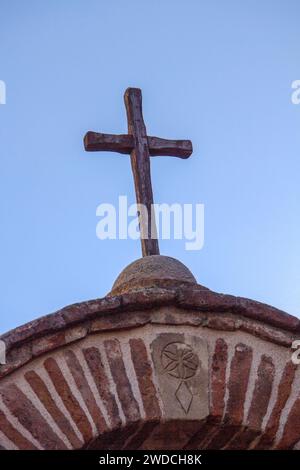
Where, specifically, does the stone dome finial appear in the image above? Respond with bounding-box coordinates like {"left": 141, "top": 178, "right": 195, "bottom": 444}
{"left": 110, "top": 255, "right": 197, "bottom": 296}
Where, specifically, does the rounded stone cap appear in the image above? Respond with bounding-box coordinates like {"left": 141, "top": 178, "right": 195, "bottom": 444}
{"left": 110, "top": 255, "right": 197, "bottom": 296}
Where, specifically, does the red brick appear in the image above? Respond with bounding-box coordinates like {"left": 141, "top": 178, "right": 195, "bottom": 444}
{"left": 129, "top": 338, "right": 161, "bottom": 420}
{"left": 104, "top": 339, "right": 140, "bottom": 422}
{"left": 205, "top": 424, "right": 242, "bottom": 449}
{"left": 0, "top": 383, "right": 67, "bottom": 449}
{"left": 276, "top": 397, "right": 300, "bottom": 449}
{"left": 142, "top": 420, "right": 202, "bottom": 450}
{"left": 90, "top": 312, "right": 149, "bottom": 333}
{"left": 205, "top": 316, "right": 236, "bottom": 331}
{"left": 225, "top": 343, "right": 253, "bottom": 424}
{"left": 121, "top": 288, "right": 176, "bottom": 310}
{"left": 32, "top": 332, "right": 66, "bottom": 357}
{"left": 210, "top": 338, "right": 228, "bottom": 420}
{"left": 25, "top": 370, "right": 82, "bottom": 449}
{"left": 64, "top": 350, "right": 108, "bottom": 434}
{"left": 0, "top": 408, "right": 38, "bottom": 450}
{"left": 184, "top": 419, "right": 218, "bottom": 449}
{"left": 255, "top": 361, "right": 296, "bottom": 449}
{"left": 247, "top": 355, "right": 275, "bottom": 429}
{"left": 44, "top": 357, "right": 93, "bottom": 443}
{"left": 206, "top": 343, "right": 253, "bottom": 449}
{"left": 124, "top": 422, "right": 159, "bottom": 450}
{"left": 83, "top": 347, "right": 121, "bottom": 429}
{"left": 87, "top": 422, "right": 138, "bottom": 450}
{"left": 228, "top": 355, "right": 275, "bottom": 449}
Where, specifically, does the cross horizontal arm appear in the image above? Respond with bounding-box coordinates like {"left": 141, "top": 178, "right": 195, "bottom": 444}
{"left": 84, "top": 132, "right": 133, "bottom": 154}
{"left": 84, "top": 131, "right": 192, "bottom": 159}
{"left": 148, "top": 136, "right": 192, "bottom": 159}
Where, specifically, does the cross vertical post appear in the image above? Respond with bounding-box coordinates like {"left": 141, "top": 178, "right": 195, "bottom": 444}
{"left": 124, "top": 88, "right": 159, "bottom": 256}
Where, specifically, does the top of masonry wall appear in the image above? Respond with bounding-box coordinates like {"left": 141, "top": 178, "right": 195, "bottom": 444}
{"left": 0, "top": 255, "right": 299, "bottom": 379}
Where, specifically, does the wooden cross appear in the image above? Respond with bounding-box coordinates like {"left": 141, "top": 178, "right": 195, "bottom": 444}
{"left": 84, "top": 88, "right": 193, "bottom": 257}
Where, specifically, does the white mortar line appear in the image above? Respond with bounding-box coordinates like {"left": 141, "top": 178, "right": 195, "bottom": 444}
{"left": 144, "top": 326, "right": 167, "bottom": 416}
{"left": 76, "top": 347, "right": 111, "bottom": 428}
{"left": 243, "top": 347, "right": 260, "bottom": 424}
{"left": 0, "top": 395, "right": 43, "bottom": 449}
{"left": 119, "top": 338, "right": 145, "bottom": 419}
{"left": 273, "top": 365, "right": 300, "bottom": 446}
{"left": 39, "top": 364, "right": 84, "bottom": 444}
{"left": 0, "top": 428, "right": 18, "bottom": 450}
{"left": 98, "top": 341, "right": 126, "bottom": 425}
{"left": 261, "top": 358, "right": 287, "bottom": 431}
{"left": 293, "top": 440, "right": 300, "bottom": 450}
{"left": 56, "top": 354, "right": 97, "bottom": 438}
{"left": 223, "top": 337, "right": 235, "bottom": 419}
{"left": 17, "top": 375, "right": 72, "bottom": 449}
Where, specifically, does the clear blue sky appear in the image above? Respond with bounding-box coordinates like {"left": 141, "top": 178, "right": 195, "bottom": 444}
{"left": 0, "top": 0, "right": 299, "bottom": 333}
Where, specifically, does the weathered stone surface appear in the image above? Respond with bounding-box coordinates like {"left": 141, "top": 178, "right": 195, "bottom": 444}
{"left": 150, "top": 333, "right": 209, "bottom": 420}
{"left": 110, "top": 255, "right": 196, "bottom": 295}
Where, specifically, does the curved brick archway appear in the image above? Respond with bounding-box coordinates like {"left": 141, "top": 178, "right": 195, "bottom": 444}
{"left": 0, "top": 284, "right": 300, "bottom": 450}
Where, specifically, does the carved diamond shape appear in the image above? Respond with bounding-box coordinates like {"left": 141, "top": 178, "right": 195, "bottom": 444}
{"left": 175, "top": 381, "right": 193, "bottom": 414}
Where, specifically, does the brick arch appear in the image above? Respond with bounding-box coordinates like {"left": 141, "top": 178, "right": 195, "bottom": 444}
{"left": 0, "top": 331, "right": 299, "bottom": 449}
{"left": 1, "top": 285, "right": 300, "bottom": 450}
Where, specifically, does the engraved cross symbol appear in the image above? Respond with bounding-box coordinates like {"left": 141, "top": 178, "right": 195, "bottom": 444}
{"left": 84, "top": 88, "right": 193, "bottom": 257}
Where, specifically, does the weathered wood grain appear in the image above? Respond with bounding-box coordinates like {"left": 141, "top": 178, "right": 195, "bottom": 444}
{"left": 124, "top": 87, "right": 159, "bottom": 256}
{"left": 83, "top": 87, "right": 193, "bottom": 256}
{"left": 84, "top": 132, "right": 134, "bottom": 154}
{"left": 84, "top": 132, "right": 192, "bottom": 159}
{"left": 148, "top": 136, "right": 192, "bottom": 158}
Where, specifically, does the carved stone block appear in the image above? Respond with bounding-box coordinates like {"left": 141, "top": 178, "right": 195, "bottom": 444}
{"left": 151, "top": 332, "right": 209, "bottom": 420}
